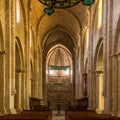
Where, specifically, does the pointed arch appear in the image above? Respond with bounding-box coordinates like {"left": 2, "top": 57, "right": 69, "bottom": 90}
{"left": 94, "top": 38, "right": 104, "bottom": 114}
{"left": 15, "top": 37, "right": 24, "bottom": 69}
{"left": 94, "top": 38, "right": 103, "bottom": 70}
{"left": 14, "top": 37, "right": 24, "bottom": 112}
{"left": 45, "top": 44, "right": 74, "bottom": 110}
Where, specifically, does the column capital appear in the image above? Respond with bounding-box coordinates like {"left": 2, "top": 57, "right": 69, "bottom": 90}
{"left": 95, "top": 70, "right": 103, "bottom": 74}
{"left": 30, "top": 78, "right": 34, "bottom": 81}
{"left": 0, "top": 50, "right": 6, "bottom": 55}
{"left": 117, "top": 53, "right": 120, "bottom": 61}
{"left": 16, "top": 69, "right": 25, "bottom": 73}
{"left": 117, "top": 52, "right": 120, "bottom": 56}
{"left": 11, "top": 89, "right": 17, "bottom": 95}
{"left": 111, "top": 54, "right": 118, "bottom": 57}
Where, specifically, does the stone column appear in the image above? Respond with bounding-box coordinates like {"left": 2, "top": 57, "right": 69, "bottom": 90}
{"left": 15, "top": 70, "right": 22, "bottom": 113}
{"left": 95, "top": 71, "right": 104, "bottom": 114}
{"left": 95, "top": 72, "right": 100, "bottom": 112}
{"left": 111, "top": 55, "right": 118, "bottom": 116}
{"left": 87, "top": 70, "right": 92, "bottom": 110}
{"left": 102, "top": 0, "right": 108, "bottom": 114}
{"left": 0, "top": 53, "right": 6, "bottom": 115}
{"left": 79, "top": 32, "right": 84, "bottom": 99}
{"left": 117, "top": 53, "right": 120, "bottom": 117}
{"left": 92, "top": 71, "right": 96, "bottom": 109}
{"left": 75, "top": 48, "right": 80, "bottom": 99}
{"left": 5, "top": 0, "right": 16, "bottom": 114}
{"left": 30, "top": 78, "right": 34, "bottom": 97}
{"left": 21, "top": 71, "right": 25, "bottom": 110}
{"left": 87, "top": 7, "right": 96, "bottom": 110}
{"left": 33, "top": 45, "right": 38, "bottom": 98}
{"left": 24, "top": 8, "right": 30, "bottom": 110}
{"left": 11, "top": 0, "right": 17, "bottom": 113}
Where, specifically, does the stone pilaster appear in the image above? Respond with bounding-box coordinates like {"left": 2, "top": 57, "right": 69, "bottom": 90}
{"left": 87, "top": 8, "right": 95, "bottom": 110}
{"left": 21, "top": 71, "right": 25, "bottom": 110}
{"left": 111, "top": 55, "right": 118, "bottom": 116}
{"left": 30, "top": 78, "right": 34, "bottom": 97}
{"left": 117, "top": 53, "right": 120, "bottom": 117}
{"left": 95, "top": 71, "right": 104, "bottom": 114}
{"left": 24, "top": 4, "right": 30, "bottom": 110}
{"left": 15, "top": 70, "right": 22, "bottom": 113}
{"left": 87, "top": 70, "right": 94, "bottom": 110}
{"left": 0, "top": 53, "right": 6, "bottom": 115}
{"left": 95, "top": 72, "right": 100, "bottom": 112}
{"left": 75, "top": 48, "right": 80, "bottom": 99}
{"left": 4, "top": 0, "right": 16, "bottom": 114}
{"left": 35, "top": 51, "right": 38, "bottom": 98}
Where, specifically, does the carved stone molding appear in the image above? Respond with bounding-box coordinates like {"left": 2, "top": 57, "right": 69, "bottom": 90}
{"left": 0, "top": 50, "right": 6, "bottom": 55}
{"left": 16, "top": 69, "right": 25, "bottom": 73}
{"left": 95, "top": 70, "right": 103, "bottom": 74}
{"left": 11, "top": 89, "right": 17, "bottom": 95}
{"left": 111, "top": 54, "right": 118, "bottom": 57}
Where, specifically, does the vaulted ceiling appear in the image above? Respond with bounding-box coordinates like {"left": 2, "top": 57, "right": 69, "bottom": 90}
{"left": 30, "top": 0, "right": 90, "bottom": 52}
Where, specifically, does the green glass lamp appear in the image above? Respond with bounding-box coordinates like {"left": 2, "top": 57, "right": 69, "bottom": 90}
{"left": 44, "top": 7, "right": 54, "bottom": 16}
{"left": 82, "top": 0, "right": 94, "bottom": 6}
{"left": 39, "top": 0, "right": 95, "bottom": 15}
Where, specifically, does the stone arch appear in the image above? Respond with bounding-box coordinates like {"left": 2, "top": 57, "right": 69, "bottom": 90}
{"left": 17, "top": 0, "right": 30, "bottom": 110}
{"left": 45, "top": 44, "right": 74, "bottom": 109}
{"left": 92, "top": 0, "right": 103, "bottom": 33}
{"left": 19, "top": 0, "right": 27, "bottom": 28}
{"left": 15, "top": 0, "right": 28, "bottom": 42}
{"left": 94, "top": 38, "right": 104, "bottom": 114}
{"left": 94, "top": 38, "right": 103, "bottom": 66}
{"left": 36, "top": 9, "right": 81, "bottom": 35}
{"left": 15, "top": 42, "right": 22, "bottom": 68}
{"left": 42, "top": 28, "right": 76, "bottom": 101}
{"left": 41, "top": 26, "right": 76, "bottom": 51}
{"left": 36, "top": 9, "right": 81, "bottom": 50}
{"left": 15, "top": 37, "right": 24, "bottom": 112}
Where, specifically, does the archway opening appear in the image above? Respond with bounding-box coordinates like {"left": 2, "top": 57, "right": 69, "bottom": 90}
{"left": 46, "top": 44, "right": 73, "bottom": 110}
{"left": 95, "top": 43, "right": 104, "bottom": 114}
{"left": 15, "top": 41, "right": 23, "bottom": 112}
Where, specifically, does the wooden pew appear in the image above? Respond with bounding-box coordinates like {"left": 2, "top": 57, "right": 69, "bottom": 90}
{"left": 29, "top": 97, "right": 49, "bottom": 110}
{"left": 30, "top": 97, "right": 41, "bottom": 110}
{"left": 0, "top": 110, "right": 52, "bottom": 120}
{"left": 65, "top": 110, "right": 120, "bottom": 120}
{"left": 76, "top": 97, "right": 88, "bottom": 110}
{"left": 0, "top": 98, "right": 52, "bottom": 120}
{"left": 21, "top": 110, "right": 52, "bottom": 120}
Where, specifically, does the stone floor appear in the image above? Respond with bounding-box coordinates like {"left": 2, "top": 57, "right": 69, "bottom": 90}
{"left": 52, "top": 111, "right": 65, "bottom": 120}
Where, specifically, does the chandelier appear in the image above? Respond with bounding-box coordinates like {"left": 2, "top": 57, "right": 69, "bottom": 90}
{"left": 38, "top": 0, "right": 95, "bottom": 15}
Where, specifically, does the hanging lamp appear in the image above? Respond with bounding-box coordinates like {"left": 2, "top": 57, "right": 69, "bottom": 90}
{"left": 38, "top": 0, "right": 95, "bottom": 16}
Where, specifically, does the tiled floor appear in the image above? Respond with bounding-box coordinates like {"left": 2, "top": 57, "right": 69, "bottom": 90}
{"left": 52, "top": 111, "right": 65, "bottom": 120}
